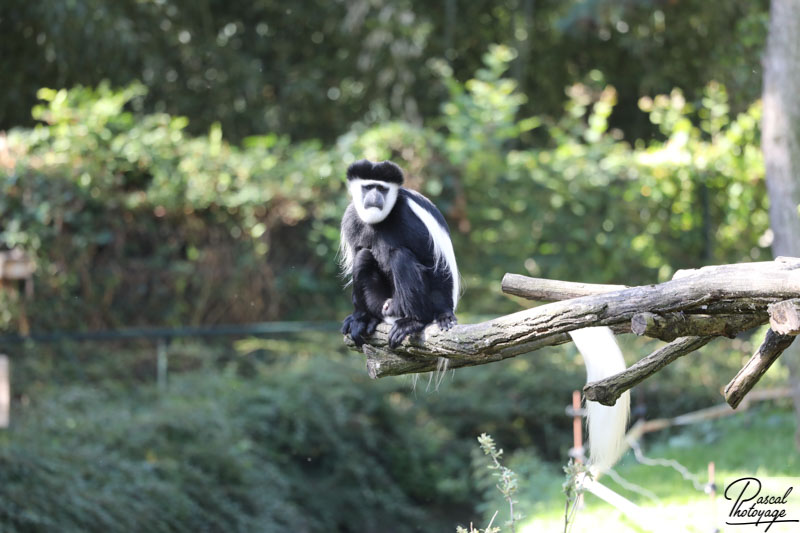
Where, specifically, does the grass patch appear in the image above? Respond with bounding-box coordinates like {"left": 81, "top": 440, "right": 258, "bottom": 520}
{"left": 512, "top": 405, "right": 800, "bottom": 532}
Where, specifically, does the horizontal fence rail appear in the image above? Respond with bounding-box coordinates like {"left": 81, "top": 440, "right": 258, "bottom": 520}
{"left": 0, "top": 321, "right": 342, "bottom": 346}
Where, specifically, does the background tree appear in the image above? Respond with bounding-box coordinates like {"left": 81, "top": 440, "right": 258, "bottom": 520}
{"left": 762, "top": 0, "right": 800, "bottom": 446}
{"left": 0, "top": 0, "right": 768, "bottom": 143}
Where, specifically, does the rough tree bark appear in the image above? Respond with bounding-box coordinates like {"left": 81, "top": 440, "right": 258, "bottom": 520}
{"left": 762, "top": 0, "right": 800, "bottom": 446}
{"left": 346, "top": 260, "right": 800, "bottom": 407}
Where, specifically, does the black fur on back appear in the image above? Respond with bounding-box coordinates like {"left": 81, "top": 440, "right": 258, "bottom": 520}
{"left": 346, "top": 159, "right": 404, "bottom": 185}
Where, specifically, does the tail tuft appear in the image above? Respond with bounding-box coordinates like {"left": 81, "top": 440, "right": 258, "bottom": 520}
{"left": 568, "top": 327, "right": 630, "bottom": 472}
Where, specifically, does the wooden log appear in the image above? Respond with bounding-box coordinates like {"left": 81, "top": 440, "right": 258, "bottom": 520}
{"left": 501, "top": 274, "right": 627, "bottom": 301}
{"left": 360, "top": 322, "right": 630, "bottom": 379}
{"left": 723, "top": 329, "right": 795, "bottom": 409}
{"left": 767, "top": 299, "right": 800, "bottom": 335}
{"left": 350, "top": 263, "right": 800, "bottom": 378}
{"left": 630, "top": 312, "right": 766, "bottom": 342}
{"left": 583, "top": 336, "right": 714, "bottom": 406}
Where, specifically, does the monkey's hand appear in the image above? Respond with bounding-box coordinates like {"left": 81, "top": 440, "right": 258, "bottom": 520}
{"left": 435, "top": 311, "right": 457, "bottom": 331}
{"left": 342, "top": 312, "right": 380, "bottom": 347}
{"left": 388, "top": 317, "right": 426, "bottom": 348}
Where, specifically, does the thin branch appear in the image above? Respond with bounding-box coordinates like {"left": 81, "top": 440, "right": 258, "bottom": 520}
{"left": 723, "top": 329, "right": 796, "bottom": 409}
{"left": 583, "top": 336, "right": 715, "bottom": 406}
{"left": 501, "top": 274, "right": 626, "bottom": 301}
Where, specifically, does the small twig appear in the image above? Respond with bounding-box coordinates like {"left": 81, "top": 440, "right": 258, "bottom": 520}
{"left": 723, "top": 329, "right": 795, "bottom": 409}
{"left": 584, "top": 336, "right": 715, "bottom": 406}
{"left": 486, "top": 510, "right": 499, "bottom": 531}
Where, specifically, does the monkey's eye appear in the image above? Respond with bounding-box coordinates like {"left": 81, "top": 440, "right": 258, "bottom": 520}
{"left": 362, "top": 184, "right": 389, "bottom": 194}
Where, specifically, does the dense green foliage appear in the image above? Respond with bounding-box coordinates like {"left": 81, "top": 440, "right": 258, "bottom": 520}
{"left": 1, "top": 0, "right": 767, "bottom": 143}
{"left": 0, "top": 2, "right": 784, "bottom": 529}
{"left": 0, "top": 336, "right": 580, "bottom": 532}
{"left": 0, "top": 364, "right": 435, "bottom": 532}
{"left": 2, "top": 328, "right": 791, "bottom": 532}
{"left": 3, "top": 331, "right": 782, "bottom": 532}
{"left": 0, "top": 46, "right": 770, "bottom": 332}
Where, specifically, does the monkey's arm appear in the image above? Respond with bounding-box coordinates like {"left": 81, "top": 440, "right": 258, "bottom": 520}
{"left": 352, "top": 248, "right": 392, "bottom": 317}
{"left": 343, "top": 248, "right": 391, "bottom": 346}
{"left": 383, "top": 248, "right": 434, "bottom": 347}
{"left": 387, "top": 248, "right": 432, "bottom": 319}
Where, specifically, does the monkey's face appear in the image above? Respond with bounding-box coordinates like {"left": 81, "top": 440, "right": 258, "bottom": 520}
{"left": 348, "top": 179, "right": 399, "bottom": 224}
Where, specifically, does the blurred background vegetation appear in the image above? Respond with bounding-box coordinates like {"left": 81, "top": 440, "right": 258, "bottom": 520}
{"left": 0, "top": 0, "right": 795, "bottom": 532}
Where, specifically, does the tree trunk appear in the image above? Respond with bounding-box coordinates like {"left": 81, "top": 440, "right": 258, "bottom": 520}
{"left": 762, "top": 0, "right": 800, "bottom": 447}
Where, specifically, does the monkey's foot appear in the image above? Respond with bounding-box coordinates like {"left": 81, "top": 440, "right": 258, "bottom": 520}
{"left": 435, "top": 311, "right": 457, "bottom": 331}
{"left": 388, "top": 318, "right": 426, "bottom": 348}
{"left": 342, "top": 313, "right": 380, "bottom": 347}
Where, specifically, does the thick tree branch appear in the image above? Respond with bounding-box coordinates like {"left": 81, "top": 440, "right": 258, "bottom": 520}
{"left": 352, "top": 322, "right": 630, "bottom": 379}
{"left": 347, "top": 260, "right": 800, "bottom": 379}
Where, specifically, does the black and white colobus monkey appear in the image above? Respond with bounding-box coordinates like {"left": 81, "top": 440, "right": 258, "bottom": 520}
{"left": 339, "top": 159, "right": 459, "bottom": 349}
{"left": 339, "top": 159, "right": 628, "bottom": 471}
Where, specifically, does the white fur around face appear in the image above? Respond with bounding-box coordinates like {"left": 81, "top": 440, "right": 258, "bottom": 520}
{"left": 348, "top": 179, "right": 399, "bottom": 225}
{"left": 338, "top": 227, "right": 355, "bottom": 278}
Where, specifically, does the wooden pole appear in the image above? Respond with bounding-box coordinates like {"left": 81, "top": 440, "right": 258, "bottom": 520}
{"left": 572, "top": 390, "right": 583, "bottom": 464}
{"left": 0, "top": 355, "right": 9, "bottom": 428}
{"left": 570, "top": 390, "right": 585, "bottom": 510}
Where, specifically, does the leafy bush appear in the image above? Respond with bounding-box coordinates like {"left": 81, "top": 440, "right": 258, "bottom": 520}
{"left": 0, "top": 45, "right": 770, "bottom": 333}
{"left": 0, "top": 356, "right": 469, "bottom": 532}
{"left": 1, "top": 325, "right": 779, "bottom": 531}
{"left": 1, "top": 83, "right": 350, "bottom": 331}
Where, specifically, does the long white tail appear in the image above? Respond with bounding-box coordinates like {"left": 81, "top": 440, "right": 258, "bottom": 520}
{"left": 568, "top": 327, "right": 630, "bottom": 472}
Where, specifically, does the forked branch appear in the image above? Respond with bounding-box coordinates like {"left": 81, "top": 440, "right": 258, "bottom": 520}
{"left": 346, "top": 258, "right": 800, "bottom": 405}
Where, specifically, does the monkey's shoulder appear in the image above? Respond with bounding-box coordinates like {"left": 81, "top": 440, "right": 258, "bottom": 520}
{"left": 399, "top": 189, "right": 450, "bottom": 233}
